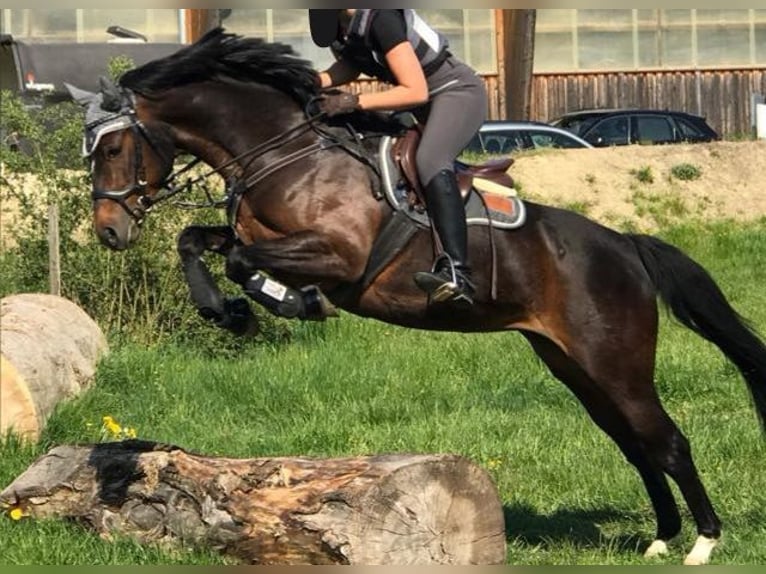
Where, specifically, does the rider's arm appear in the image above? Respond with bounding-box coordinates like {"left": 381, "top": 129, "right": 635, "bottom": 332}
{"left": 358, "top": 42, "right": 428, "bottom": 111}
{"left": 357, "top": 10, "right": 429, "bottom": 112}
{"left": 318, "top": 59, "right": 361, "bottom": 88}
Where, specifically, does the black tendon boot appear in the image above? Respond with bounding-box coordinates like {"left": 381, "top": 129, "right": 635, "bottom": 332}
{"left": 413, "top": 169, "right": 475, "bottom": 304}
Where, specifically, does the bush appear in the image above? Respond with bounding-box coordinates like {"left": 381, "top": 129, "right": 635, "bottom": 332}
{"left": 0, "top": 90, "right": 293, "bottom": 349}
{"left": 670, "top": 162, "right": 702, "bottom": 181}
{"left": 630, "top": 165, "right": 654, "bottom": 184}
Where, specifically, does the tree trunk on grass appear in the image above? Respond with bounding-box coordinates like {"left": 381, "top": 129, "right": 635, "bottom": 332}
{"left": 0, "top": 294, "right": 108, "bottom": 440}
{"left": 0, "top": 441, "right": 507, "bottom": 565}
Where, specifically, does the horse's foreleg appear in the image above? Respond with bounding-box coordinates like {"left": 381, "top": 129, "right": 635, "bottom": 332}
{"left": 224, "top": 231, "right": 354, "bottom": 321}
{"left": 177, "top": 225, "right": 257, "bottom": 335}
{"left": 227, "top": 230, "right": 362, "bottom": 281}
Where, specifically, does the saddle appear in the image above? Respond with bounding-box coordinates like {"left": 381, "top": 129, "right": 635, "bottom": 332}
{"left": 391, "top": 126, "right": 516, "bottom": 210}
{"left": 356, "top": 123, "right": 527, "bottom": 295}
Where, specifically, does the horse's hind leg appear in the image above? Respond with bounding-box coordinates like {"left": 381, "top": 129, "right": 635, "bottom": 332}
{"left": 523, "top": 333, "right": 684, "bottom": 558}
{"left": 177, "top": 225, "right": 258, "bottom": 335}
{"left": 526, "top": 321, "right": 723, "bottom": 564}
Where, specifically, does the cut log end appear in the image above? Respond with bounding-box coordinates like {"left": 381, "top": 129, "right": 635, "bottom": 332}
{"left": 0, "top": 441, "right": 507, "bottom": 565}
{"left": 299, "top": 456, "right": 506, "bottom": 565}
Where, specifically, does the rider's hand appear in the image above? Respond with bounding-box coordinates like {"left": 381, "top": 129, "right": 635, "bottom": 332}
{"left": 318, "top": 92, "right": 361, "bottom": 117}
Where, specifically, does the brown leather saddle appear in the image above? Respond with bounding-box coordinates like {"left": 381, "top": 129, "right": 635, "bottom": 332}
{"left": 391, "top": 126, "right": 515, "bottom": 209}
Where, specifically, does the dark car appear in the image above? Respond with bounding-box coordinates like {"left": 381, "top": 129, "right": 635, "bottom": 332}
{"left": 551, "top": 109, "right": 720, "bottom": 147}
{"left": 463, "top": 120, "right": 593, "bottom": 156}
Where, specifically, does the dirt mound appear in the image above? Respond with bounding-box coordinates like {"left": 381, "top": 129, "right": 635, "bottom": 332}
{"left": 509, "top": 140, "right": 766, "bottom": 231}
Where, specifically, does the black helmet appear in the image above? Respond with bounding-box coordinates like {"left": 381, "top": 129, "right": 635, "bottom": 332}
{"left": 308, "top": 9, "right": 340, "bottom": 48}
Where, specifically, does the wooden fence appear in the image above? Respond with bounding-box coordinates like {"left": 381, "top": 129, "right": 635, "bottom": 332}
{"left": 354, "top": 67, "right": 765, "bottom": 137}
{"left": 528, "top": 68, "right": 766, "bottom": 138}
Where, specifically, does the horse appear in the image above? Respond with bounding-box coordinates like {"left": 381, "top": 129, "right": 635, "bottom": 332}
{"left": 67, "top": 29, "right": 766, "bottom": 565}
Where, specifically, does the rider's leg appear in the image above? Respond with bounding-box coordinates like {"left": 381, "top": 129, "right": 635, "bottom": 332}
{"left": 412, "top": 61, "right": 487, "bottom": 304}
{"left": 413, "top": 170, "right": 475, "bottom": 303}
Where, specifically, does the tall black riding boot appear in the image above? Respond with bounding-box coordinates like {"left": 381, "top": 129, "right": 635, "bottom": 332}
{"left": 413, "top": 169, "right": 475, "bottom": 304}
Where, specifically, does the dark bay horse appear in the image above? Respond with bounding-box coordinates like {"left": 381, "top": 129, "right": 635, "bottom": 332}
{"left": 69, "top": 29, "right": 766, "bottom": 565}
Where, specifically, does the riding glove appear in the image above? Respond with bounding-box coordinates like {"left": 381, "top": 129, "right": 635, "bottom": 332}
{"left": 318, "top": 92, "right": 361, "bottom": 117}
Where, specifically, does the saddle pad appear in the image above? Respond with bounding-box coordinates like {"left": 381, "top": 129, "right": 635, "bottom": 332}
{"left": 378, "top": 135, "right": 526, "bottom": 231}
{"left": 465, "top": 188, "right": 526, "bottom": 230}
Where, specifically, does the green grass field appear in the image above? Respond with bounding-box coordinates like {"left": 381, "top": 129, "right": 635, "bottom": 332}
{"left": 1, "top": 220, "right": 765, "bottom": 565}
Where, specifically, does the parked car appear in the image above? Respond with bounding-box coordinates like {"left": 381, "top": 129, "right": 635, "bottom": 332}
{"left": 463, "top": 120, "right": 593, "bottom": 156}
{"left": 551, "top": 109, "right": 720, "bottom": 147}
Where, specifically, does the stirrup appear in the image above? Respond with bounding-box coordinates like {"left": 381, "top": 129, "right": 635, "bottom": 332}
{"left": 413, "top": 256, "right": 474, "bottom": 304}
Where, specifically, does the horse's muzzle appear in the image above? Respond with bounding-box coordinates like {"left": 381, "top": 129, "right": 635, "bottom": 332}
{"left": 96, "top": 222, "right": 140, "bottom": 251}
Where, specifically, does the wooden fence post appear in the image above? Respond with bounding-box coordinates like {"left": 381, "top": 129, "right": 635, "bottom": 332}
{"left": 503, "top": 9, "right": 537, "bottom": 121}
{"left": 47, "top": 203, "right": 60, "bottom": 296}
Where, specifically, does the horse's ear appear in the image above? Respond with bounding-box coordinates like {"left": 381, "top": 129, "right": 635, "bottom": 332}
{"left": 64, "top": 83, "right": 97, "bottom": 107}
{"left": 98, "top": 76, "right": 123, "bottom": 112}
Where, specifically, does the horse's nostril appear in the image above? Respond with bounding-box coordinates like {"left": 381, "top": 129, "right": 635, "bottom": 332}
{"left": 103, "top": 227, "right": 119, "bottom": 248}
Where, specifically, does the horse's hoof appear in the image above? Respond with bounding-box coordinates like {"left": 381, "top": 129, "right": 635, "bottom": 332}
{"left": 220, "top": 298, "right": 260, "bottom": 336}
{"left": 301, "top": 285, "right": 339, "bottom": 320}
{"left": 644, "top": 539, "right": 669, "bottom": 558}
{"left": 683, "top": 535, "right": 718, "bottom": 565}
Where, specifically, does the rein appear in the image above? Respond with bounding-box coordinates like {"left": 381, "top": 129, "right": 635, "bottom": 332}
{"left": 90, "top": 94, "right": 338, "bottom": 225}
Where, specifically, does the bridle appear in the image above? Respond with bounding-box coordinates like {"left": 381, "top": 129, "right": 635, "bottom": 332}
{"left": 87, "top": 103, "right": 175, "bottom": 224}
{"left": 87, "top": 89, "right": 343, "bottom": 226}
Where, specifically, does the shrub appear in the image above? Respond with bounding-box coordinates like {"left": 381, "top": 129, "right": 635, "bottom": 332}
{"left": 630, "top": 165, "right": 654, "bottom": 184}
{"left": 670, "top": 163, "right": 702, "bottom": 181}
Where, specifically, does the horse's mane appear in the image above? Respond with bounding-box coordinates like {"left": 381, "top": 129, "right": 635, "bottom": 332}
{"left": 119, "top": 27, "right": 319, "bottom": 106}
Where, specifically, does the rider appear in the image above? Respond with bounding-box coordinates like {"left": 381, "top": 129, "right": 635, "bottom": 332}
{"left": 309, "top": 9, "right": 488, "bottom": 305}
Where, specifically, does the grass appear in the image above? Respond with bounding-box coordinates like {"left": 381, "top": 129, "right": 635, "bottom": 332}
{"left": 1, "top": 220, "right": 765, "bottom": 565}
{"left": 630, "top": 165, "right": 655, "bottom": 184}
{"left": 670, "top": 162, "right": 702, "bottom": 181}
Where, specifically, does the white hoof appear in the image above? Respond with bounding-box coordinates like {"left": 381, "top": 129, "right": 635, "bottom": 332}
{"left": 684, "top": 535, "right": 719, "bottom": 565}
{"left": 644, "top": 539, "right": 669, "bottom": 558}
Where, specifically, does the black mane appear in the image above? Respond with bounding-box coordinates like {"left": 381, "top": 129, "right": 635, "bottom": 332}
{"left": 119, "top": 28, "right": 319, "bottom": 106}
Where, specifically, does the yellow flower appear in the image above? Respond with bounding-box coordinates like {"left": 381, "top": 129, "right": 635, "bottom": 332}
{"left": 125, "top": 427, "right": 137, "bottom": 439}
{"left": 102, "top": 415, "right": 122, "bottom": 437}
{"left": 9, "top": 507, "right": 25, "bottom": 520}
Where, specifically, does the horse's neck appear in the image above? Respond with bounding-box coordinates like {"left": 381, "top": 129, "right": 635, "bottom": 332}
{"left": 153, "top": 84, "right": 306, "bottom": 176}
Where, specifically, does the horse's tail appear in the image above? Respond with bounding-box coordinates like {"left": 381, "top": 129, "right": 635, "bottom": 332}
{"left": 628, "top": 233, "right": 766, "bottom": 434}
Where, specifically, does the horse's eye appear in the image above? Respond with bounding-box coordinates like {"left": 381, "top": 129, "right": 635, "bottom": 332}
{"left": 105, "top": 146, "right": 121, "bottom": 160}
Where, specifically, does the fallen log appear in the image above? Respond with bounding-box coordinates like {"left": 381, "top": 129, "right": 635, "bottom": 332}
{"left": 0, "top": 293, "right": 108, "bottom": 439}
{"left": 0, "top": 441, "right": 507, "bottom": 565}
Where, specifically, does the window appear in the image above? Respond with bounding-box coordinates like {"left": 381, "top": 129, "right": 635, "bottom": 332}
{"left": 635, "top": 116, "right": 675, "bottom": 143}
{"left": 576, "top": 10, "right": 635, "bottom": 70}
{"left": 535, "top": 9, "right": 760, "bottom": 72}
{"left": 676, "top": 117, "right": 705, "bottom": 139}
{"left": 0, "top": 9, "right": 181, "bottom": 42}
{"left": 534, "top": 10, "right": 576, "bottom": 71}
{"left": 696, "top": 10, "right": 750, "bottom": 66}
{"left": 585, "top": 116, "right": 630, "bottom": 146}
{"left": 222, "top": 9, "right": 497, "bottom": 73}
{"left": 481, "top": 132, "right": 525, "bottom": 154}
{"left": 418, "top": 9, "right": 496, "bottom": 73}
{"left": 528, "top": 130, "right": 583, "bottom": 149}
{"left": 757, "top": 10, "right": 766, "bottom": 64}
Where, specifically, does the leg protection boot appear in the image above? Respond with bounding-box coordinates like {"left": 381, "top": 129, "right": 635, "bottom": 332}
{"left": 413, "top": 169, "right": 475, "bottom": 304}
{"left": 244, "top": 272, "right": 338, "bottom": 320}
